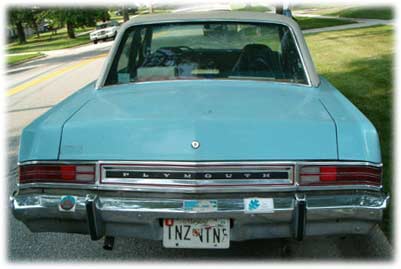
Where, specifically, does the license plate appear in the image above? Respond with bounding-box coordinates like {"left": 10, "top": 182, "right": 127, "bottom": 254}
{"left": 163, "top": 219, "right": 230, "bottom": 249}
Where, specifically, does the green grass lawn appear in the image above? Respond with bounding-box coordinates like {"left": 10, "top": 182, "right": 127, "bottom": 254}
{"left": 7, "top": 26, "right": 93, "bottom": 54}
{"left": 295, "top": 16, "right": 356, "bottom": 30}
{"left": 6, "top": 52, "right": 44, "bottom": 65}
{"left": 328, "top": 6, "right": 394, "bottom": 20}
{"left": 306, "top": 25, "right": 394, "bottom": 241}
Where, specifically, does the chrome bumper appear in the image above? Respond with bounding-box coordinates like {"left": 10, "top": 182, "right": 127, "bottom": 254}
{"left": 11, "top": 191, "right": 389, "bottom": 241}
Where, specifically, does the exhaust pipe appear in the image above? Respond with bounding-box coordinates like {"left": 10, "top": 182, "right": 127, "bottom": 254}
{"left": 103, "top": 236, "right": 115, "bottom": 250}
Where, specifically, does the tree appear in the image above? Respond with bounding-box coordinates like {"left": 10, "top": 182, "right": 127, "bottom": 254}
{"left": 39, "top": 9, "right": 64, "bottom": 36}
{"left": 26, "top": 7, "right": 46, "bottom": 38}
{"left": 122, "top": 6, "right": 129, "bottom": 22}
{"left": 275, "top": 5, "right": 283, "bottom": 15}
{"left": 46, "top": 8, "right": 109, "bottom": 39}
{"left": 94, "top": 8, "right": 110, "bottom": 22}
{"left": 8, "top": 8, "right": 32, "bottom": 44}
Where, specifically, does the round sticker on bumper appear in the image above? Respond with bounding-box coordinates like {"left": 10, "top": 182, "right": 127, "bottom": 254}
{"left": 59, "top": 195, "right": 76, "bottom": 212}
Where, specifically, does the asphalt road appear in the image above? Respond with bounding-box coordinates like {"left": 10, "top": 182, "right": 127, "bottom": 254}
{"left": 6, "top": 40, "right": 393, "bottom": 261}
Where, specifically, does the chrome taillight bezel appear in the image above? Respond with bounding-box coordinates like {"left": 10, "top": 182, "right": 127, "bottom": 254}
{"left": 299, "top": 164, "right": 382, "bottom": 186}
{"left": 19, "top": 164, "right": 96, "bottom": 184}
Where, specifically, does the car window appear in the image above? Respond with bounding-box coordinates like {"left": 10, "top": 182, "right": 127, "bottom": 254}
{"left": 107, "top": 21, "right": 119, "bottom": 27}
{"left": 96, "top": 23, "right": 108, "bottom": 30}
{"left": 105, "top": 22, "right": 308, "bottom": 86}
{"left": 96, "top": 22, "right": 118, "bottom": 29}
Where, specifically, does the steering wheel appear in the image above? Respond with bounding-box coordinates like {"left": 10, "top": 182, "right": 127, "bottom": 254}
{"left": 143, "top": 46, "right": 194, "bottom": 67}
{"left": 143, "top": 48, "right": 172, "bottom": 66}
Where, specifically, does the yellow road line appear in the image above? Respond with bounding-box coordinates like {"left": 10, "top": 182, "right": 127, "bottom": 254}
{"left": 6, "top": 53, "right": 108, "bottom": 97}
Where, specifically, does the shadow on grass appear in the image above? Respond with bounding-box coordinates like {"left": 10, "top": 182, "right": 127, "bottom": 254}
{"left": 330, "top": 7, "right": 394, "bottom": 20}
{"left": 8, "top": 35, "right": 91, "bottom": 54}
{"left": 321, "top": 54, "right": 393, "bottom": 243}
{"left": 312, "top": 26, "right": 393, "bottom": 41}
{"left": 297, "top": 17, "right": 355, "bottom": 30}
{"left": 8, "top": 27, "right": 92, "bottom": 50}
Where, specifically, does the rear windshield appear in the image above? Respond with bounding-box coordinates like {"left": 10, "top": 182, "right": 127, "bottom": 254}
{"left": 104, "top": 22, "right": 309, "bottom": 86}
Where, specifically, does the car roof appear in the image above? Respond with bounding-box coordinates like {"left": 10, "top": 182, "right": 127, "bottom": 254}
{"left": 96, "top": 11, "right": 320, "bottom": 88}
{"left": 125, "top": 11, "right": 297, "bottom": 28}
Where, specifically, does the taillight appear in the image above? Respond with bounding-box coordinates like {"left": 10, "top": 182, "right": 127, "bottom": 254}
{"left": 300, "top": 165, "right": 382, "bottom": 186}
{"left": 19, "top": 164, "right": 96, "bottom": 184}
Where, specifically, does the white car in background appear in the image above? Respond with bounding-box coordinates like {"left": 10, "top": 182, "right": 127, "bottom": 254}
{"left": 90, "top": 21, "right": 120, "bottom": 44}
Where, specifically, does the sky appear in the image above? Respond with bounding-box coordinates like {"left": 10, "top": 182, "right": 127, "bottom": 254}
{"left": 130, "top": 0, "right": 281, "bottom": 8}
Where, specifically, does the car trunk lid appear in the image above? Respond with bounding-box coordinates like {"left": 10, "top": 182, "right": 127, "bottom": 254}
{"left": 58, "top": 80, "right": 338, "bottom": 161}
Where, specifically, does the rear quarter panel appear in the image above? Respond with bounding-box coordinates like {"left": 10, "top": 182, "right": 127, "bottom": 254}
{"left": 18, "top": 82, "right": 96, "bottom": 162}
{"left": 318, "top": 76, "right": 381, "bottom": 163}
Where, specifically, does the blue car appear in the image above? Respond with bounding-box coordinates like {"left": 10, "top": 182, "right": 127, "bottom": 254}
{"left": 11, "top": 11, "right": 389, "bottom": 249}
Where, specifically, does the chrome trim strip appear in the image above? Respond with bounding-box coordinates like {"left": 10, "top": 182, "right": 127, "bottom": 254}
{"left": 102, "top": 178, "right": 292, "bottom": 186}
{"left": 295, "top": 161, "right": 382, "bottom": 168}
{"left": 18, "top": 160, "right": 98, "bottom": 166}
{"left": 18, "top": 160, "right": 382, "bottom": 167}
{"left": 289, "top": 24, "right": 312, "bottom": 86}
{"left": 16, "top": 182, "right": 382, "bottom": 193}
{"left": 100, "top": 163, "right": 294, "bottom": 187}
{"left": 17, "top": 182, "right": 99, "bottom": 190}
{"left": 98, "top": 79, "right": 312, "bottom": 91}
{"left": 298, "top": 184, "right": 382, "bottom": 192}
